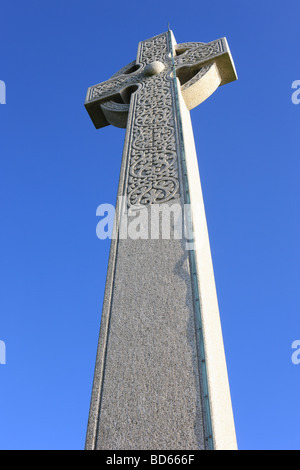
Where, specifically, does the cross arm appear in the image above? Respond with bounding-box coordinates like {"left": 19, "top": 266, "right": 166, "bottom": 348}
{"left": 84, "top": 32, "right": 238, "bottom": 128}
{"left": 175, "top": 37, "right": 237, "bottom": 87}
{"left": 174, "top": 37, "right": 237, "bottom": 110}
{"left": 84, "top": 61, "right": 142, "bottom": 129}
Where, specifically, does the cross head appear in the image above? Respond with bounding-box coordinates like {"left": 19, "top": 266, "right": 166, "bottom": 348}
{"left": 85, "top": 31, "right": 237, "bottom": 129}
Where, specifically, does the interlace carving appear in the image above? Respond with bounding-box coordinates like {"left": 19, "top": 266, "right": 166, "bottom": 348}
{"left": 88, "top": 68, "right": 142, "bottom": 102}
{"left": 127, "top": 33, "right": 179, "bottom": 206}
{"left": 127, "top": 74, "right": 179, "bottom": 206}
{"left": 175, "top": 39, "right": 224, "bottom": 66}
{"left": 137, "top": 33, "right": 168, "bottom": 64}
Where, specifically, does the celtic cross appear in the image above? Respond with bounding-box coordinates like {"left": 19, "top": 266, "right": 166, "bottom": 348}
{"left": 85, "top": 31, "right": 236, "bottom": 206}
{"left": 84, "top": 31, "right": 238, "bottom": 451}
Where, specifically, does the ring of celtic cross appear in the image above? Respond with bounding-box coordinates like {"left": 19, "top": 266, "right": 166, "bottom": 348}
{"left": 85, "top": 35, "right": 237, "bottom": 129}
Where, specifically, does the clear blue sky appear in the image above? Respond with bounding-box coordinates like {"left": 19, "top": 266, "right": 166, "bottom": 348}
{"left": 0, "top": 0, "right": 299, "bottom": 450}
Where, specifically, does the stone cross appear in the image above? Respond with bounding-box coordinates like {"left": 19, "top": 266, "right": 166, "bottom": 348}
{"left": 84, "top": 30, "right": 237, "bottom": 450}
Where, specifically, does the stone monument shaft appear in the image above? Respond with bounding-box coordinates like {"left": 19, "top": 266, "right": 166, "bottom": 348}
{"left": 84, "top": 30, "right": 237, "bottom": 450}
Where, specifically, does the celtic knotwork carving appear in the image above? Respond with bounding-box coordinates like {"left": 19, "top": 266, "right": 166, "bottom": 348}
{"left": 175, "top": 42, "right": 205, "bottom": 51}
{"left": 138, "top": 33, "right": 169, "bottom": 64}
{"left": 127, "top": 78, "right": 179, "bottom": 204}
{"left": 127, "top": 33, "right": 179, "bottom": 206}
{"left": 89, "top": 73, "right": 140, "bottom": 102}
{"left": 175, "top": 39, "right": 224, "bottom": 66}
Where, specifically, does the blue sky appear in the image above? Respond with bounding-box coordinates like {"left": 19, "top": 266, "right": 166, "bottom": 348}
{"left": 0, "top": 0, "right": 299, "bottom": 450}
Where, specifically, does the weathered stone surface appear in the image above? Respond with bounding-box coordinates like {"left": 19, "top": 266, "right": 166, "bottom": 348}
{"left": 95, "top": 237, "right": 205, "bottom": 450}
